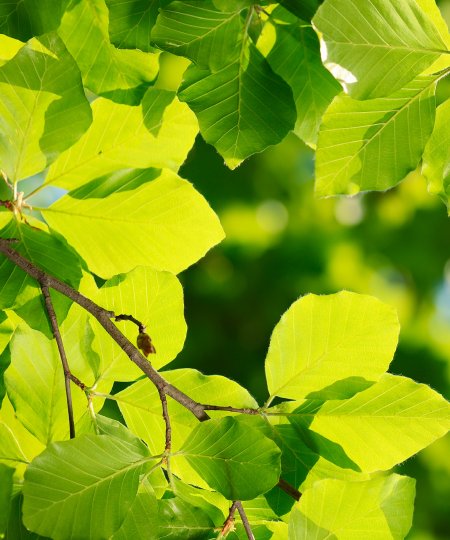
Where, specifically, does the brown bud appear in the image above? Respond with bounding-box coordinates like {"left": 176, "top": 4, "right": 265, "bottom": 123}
{"left": 137, "top": 332, "right": 156, "bottom": 356}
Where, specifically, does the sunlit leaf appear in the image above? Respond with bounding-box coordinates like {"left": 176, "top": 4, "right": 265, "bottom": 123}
{"left": 0, "top": 32, "right": 92, "bottom": 181}
{"left": 265, "top": 291, "right": 399, "bottom": 402}
{"left": 5, "top": 326, "right": 88, "bottom": 444}
{"left": 23, "top": 433, "right": 155, "bottom": 539}
{"left": 422, "top": 99, "right": 450, "bottom": 208}
{"left": 45, "top": 88, "right": 198, "bottom": 189}
{"left": 300, "top": 374, "right": 450, "bottom": 472}
{"left": 289, "top": 475, "right": 415, "bottom": 539}
{"left": 43, "top": 169, "right": 224, "bottom": 277}
{"left": 0, "top": 396, "right": 45, "bottom": 476}
{"left": 313, "top": 0, "right": 448, "bottom": 98}
{"left": 315, "top": 76, "right": 437, "bottom": 196}
{"left": 91, "top": 266, "right": 187, "bottom": 381}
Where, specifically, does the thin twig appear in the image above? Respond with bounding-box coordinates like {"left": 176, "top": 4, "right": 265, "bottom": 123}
{"left": 0, "top": 239, "right": 209, "bottom": 421}
{"left": 218, "top": 501, "right": 239, "bottom": 538}
{"left": 114, "top": 313, "right": 146, "bottom": 333}
{"left": 201, "top": 404, "right": 260, "bottom": 415}
{"left": 40, "top": 281, "right": 79, "bottom": 438}
{"left": 235, "top": 502, "right": 255, "bottom": 540}
{"left": 277, "top": 478, "right": 301, "bottom": 501}
{"left": 157, "top": 387, "right": 172, "bottom": 455}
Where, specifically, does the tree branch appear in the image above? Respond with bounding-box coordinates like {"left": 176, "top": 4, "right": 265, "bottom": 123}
{"left": 0, "top": 239, "right": 208, "bottom": 421}
{"left": 40, "top": 281, "right": 80, "bottom": 438}
{"left": 235, "top": 502, "right": 255, "bottom": 540}
{"left": 218, "top": 501, "right": 239, "bottom": 537}
{"left": 201, "top": 404, "right": 260, "bottom": 415}
{"left": 157, "top": 386, "right": 172, "bottom": 455}
{"left": 277, "top": 478, "right": 301, "bottom": 501}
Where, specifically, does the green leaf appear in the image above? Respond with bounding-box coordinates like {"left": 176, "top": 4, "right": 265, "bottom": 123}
{"left": 0, "top": 0, "right": 69, "bottom": 41}
{"left": 298, "top": 373, "right": 450, "bottom": 472}
{"left": 116, "top": 367, "right": 257, "bottom": 451}
{"left": 265, "top": 291, "right": 399, "bottom": 402}
{"left": 289, "top": 475, "right": 415, "bottom": 539}
{"left": 106, "top": 0, "right": 159, "bottom": 52}
{"left": 313, "top": 0, "right": 448, "bottom": 99}
{"left": 91, "top": 266, "right": 187, "bottom": 381}
{"left": 173, "top": 416, "right": 281, "bottom": 500}
{"left": 263, "top": 22, "right": 341, "bottom": 146}
{"left": 0, "top": 396, "right": 45, "bottom": 475}
{"left": 422, "top": 99, "right": 450, "bottom": 207}
{"left": 0, "top": 34, "right": 24, "bottom": 67}
{"left": 0, "top": 312, "right": 13, "bottom": 356}
{"left": 58, "top": 0, "right": 159, "bottom": 104}
{"left": 5, "top": 325, "right": 88, "bottom": 445}
{"left": 44, "top": 88, "right": 198, "bottom": 189}
{"left": 117, "top": 369, "right": 258, "bottom": 487}
{"left": 0, "top": 216, "right": 82, "bottom": 328}
{"left": 42, "top": 168, "right": 224, "bottom": 277}
{"left": 315, "top": 76, "right": 437, "bottom": 197}
{"left": 22, "top": 433, "right": 155, "bottom": 540}
{"left": 279, "top": 0, "right": 322, "bottom": 20}
{"left": 0, "top": 32, "right": 92, "bottom": 181}
{"left": 5, "top": 494, "right": 49, "bottom": 539}
{"left": 0, "top": 464, "right": 13, "bottom": 535}
{"left": 179, "top": 41, "right": 296, "bottom": 169}
{"left": 112, "top": 488, "right": 217, "bottom": 540}
{"left": 152, "top": 1, "right": 243, "bottom": 71}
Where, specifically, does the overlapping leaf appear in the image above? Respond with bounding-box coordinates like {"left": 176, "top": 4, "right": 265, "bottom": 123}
{"left": 22, "top": 433, "right": 155, "bottom": 539}
{"left": 0, "top": 32, "right": 92, "bottom": 181}
{"left": 291, "top": 374, "right": 450, "bottom": 472}
{"left": 44, "top": 88, "right": 198, "bottom": 189}
{"left": 58, "top": 0, "right": 159, "bottom": 104}
{"left": 289, "top": 475, "right": 415, "bottom": 539}
{"left": 265, "top": 291, "right": 399, "bottom": 402}
{"left": 315, "top": 76, "right": 437, "bottom": 196}
{"left": 152, "top": 0, "right": 243, "bottom": 70}
{"left": 264, "top": 21, "right": 341, "bottom": 146}
{"left": 423, "top": 99, "right": 450, "bottom": 208}
{"left": 313, "top": 0, "right": 449, "bottom": 98}
{"left": 0, "top": 215, "right": 82, "bottom": 333}
{"left": 0, "top": 396, "right": 45, "bottom": 476}
{"left": 0, "top": 463, "right": 13, "bottom": 534}
{"left": 106, "top": 0, "right": 160, "bottom": 52}
{"left": 280, "top": 0, "right": 322, "bottom": 20}
{"left": 173, "top": 416, "right": 281, "bottom": 500}
{"left": 42, "top": 169, "right": 224, "bottom": 277}
{"left": 91, "top": 266, "right": 187, "bottom": 381}
{"left": 0, "top": 312, "right": 12, "bottom": 357}
{"left": 116, "top": 369, "right": 258, "bottom": 486}
{"left": 179, "top": 41, "right": 296, "bottom": 169}
{"left": 0, "top": 0, "right": 69, "bottom": 41}
{"left": 5, "top": 326, "right": 88, "bottom": 444}
{"left": 0, "top": 34, "right": 24, "bottom": 67}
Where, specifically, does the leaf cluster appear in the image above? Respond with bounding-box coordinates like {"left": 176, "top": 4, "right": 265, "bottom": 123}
{"left": 0, "top": 0, "right": 449, "bottom": 539}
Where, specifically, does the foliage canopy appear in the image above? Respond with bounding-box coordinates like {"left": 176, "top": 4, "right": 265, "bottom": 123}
{"left": 0, "top": 0, "right": 449, "bottom": 538}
